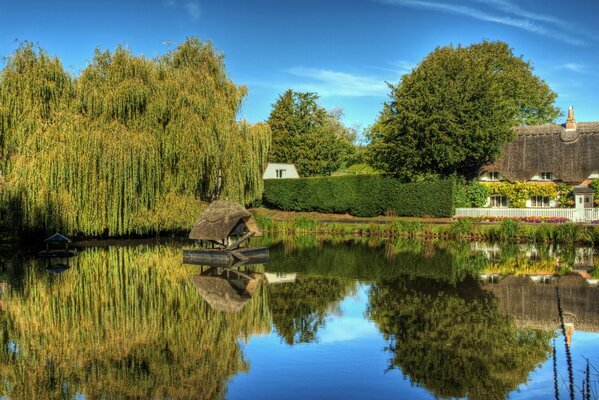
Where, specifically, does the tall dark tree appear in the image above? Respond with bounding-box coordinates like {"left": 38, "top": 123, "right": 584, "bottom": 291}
{"left": 268, "top": 90, "right": 355, "bottom": 177}
{"left": 368, "top": 41, "right": 561, "bottom": 181}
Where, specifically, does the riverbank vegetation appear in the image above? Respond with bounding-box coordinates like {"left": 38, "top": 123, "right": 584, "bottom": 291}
{"left": 0, "top": 39, "right": 270, "bottom": 237}
{"left": 254, "top": 213, "right": 599, "bottom": 245}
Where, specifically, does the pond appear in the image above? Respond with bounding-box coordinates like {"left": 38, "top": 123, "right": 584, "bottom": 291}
{"left": 0, "top": 237, "right": 597, "bottom": 399}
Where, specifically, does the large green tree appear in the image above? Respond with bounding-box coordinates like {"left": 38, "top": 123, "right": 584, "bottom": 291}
{"left": 267, "top": 90, "right": 355, "bottom": 177}
{"left": 0, "top": 39, "right": 271, "bottom": 236}
{"left": 368, "top": 41, "right": 560, "bottom": 181}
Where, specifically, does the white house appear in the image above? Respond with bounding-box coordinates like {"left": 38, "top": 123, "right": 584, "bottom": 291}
{"left": 263, "top": 163, "right": 300, "bottom": 179}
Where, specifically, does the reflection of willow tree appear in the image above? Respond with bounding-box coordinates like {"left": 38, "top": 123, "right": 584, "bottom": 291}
{"left": 366, "top": 278, "right": 552, "bottom": 400}
{"left": 268, "top": 276, "right": 355, "bottom": 344}
{"left": 0, "top": 245, "right": 271, "bottom": 399}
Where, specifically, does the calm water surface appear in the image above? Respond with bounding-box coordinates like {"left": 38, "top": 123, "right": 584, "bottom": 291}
{"left": 0, "top": 237, "right": 597, "bottom": 399}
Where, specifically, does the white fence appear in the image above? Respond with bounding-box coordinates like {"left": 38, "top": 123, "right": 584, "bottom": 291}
{"left": 455, "top": 208, "right": 599, "bottom": 222}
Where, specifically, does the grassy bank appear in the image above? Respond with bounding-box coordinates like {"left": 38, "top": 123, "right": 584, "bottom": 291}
{"left": 254, "top": 213, "right": 599, "bottom": 245}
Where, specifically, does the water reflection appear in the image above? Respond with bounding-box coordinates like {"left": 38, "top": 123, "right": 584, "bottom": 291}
{"left": 366, "top": 277, "right": 553, "bottom": 400}
{"left": 0, "top": 246, "right": 270, "bottom": 399}
{"left": 0, "top": 238, "right": 596, "bottom": 399}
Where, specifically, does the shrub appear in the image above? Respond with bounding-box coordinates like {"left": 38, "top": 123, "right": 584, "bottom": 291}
{"left": 392, "top": 220, "right": 424, "bottom": 236}
{"left": 450, "top": 218, "right": 474, "bottom": 238}
{"left": 495, "top": 219, "right": 522, "bottom": 241}
{"left": 263, "top": 175, "right": 455, "bottom": 217}
{"left": 454, "top": 180, "right": 489, "bottom": 208}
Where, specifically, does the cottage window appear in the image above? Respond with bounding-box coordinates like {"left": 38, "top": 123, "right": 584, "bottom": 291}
{"left": 540, "top": 172, "right": 554, "bottom": 181}
{"left": 530, "top": 196, "right": 550, "bottom": 208}
{"left": 275, "top": 169, "right": 286, "bottom": 178}
{"left": 488, "top": 171, "right": 500, "bottom": 181}
{"left": 489, "top": 195, "right": 507, "bottom": 208}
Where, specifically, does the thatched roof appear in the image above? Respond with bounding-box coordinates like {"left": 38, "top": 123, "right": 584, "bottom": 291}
{"left": 189, "top": 200, "right": 261, "bottom": 241}
{"left": 481, "top": 121, "right": 599, "bottom": 183}
{"left": 190, "top": 272, "right": 263, "bottom": 313}
{"left": 190, "top": 275, "right": 251, "bottom": 313}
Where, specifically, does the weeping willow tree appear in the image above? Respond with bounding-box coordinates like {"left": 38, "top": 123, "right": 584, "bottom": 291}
{"left": 0, "top": 244, "right": 271, "bottom": 399}
{"left": 0, "top": 39, "right": 271, "bottom": 236}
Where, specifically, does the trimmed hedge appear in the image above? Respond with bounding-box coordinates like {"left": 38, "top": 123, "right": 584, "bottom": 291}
{"left": 263, "top": 175, "right": 455, "bottom": 217}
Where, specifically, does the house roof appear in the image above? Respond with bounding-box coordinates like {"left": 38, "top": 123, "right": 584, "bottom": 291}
{"left": 44, "top": 233, "right": 71, "bottom": 242}
{"left": 481, "top": 121, "right": 599, "bottom": 183}
{"left": 481, "top": 274, "right": 599, "bottom": 332}
{"left": 189, "top": 200, "right": 261, "bottom": 241}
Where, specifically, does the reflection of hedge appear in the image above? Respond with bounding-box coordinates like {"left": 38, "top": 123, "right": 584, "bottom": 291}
{"left": 263, "top": 175, "right": 455, "bottom": 217}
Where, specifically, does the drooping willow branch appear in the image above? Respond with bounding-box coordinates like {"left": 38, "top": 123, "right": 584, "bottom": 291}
{"left": 0, "top": 39, "right": 271, "bottom": 236}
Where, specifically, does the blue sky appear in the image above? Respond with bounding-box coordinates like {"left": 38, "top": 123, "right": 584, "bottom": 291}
{"left": 2, "top": 0, "right": 599, "bottom": 130}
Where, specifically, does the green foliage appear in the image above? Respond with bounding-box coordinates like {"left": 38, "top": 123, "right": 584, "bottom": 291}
{"left": 0, "top": 244, "right": 271, "bottom": 399}
{"left": 454, "top": 180, "right": 490, "bottom": 207}
{"left": 450, "top": 218, "right": 474, "bottom": 238}
{"left": 267, "top": 90, "right": 356, "bottom": 177}
{"left": 367, "top": 278, "right": 553, "bottom": 400}
{"left": 494, "top": 219, "right": 522, "bottom": 241}
{"left": 268, "top": 276, "right": 354, "bottom": 345}
{"left": 485, "top": 182, "right": 559, "bottom": 208}
{"left": 263, "top": 175, "right": 455, "bottom": 217}
{"left": 0, "top": 40, "right": 271, "bottom": 236}
{"left": 590, "top": 179, "right": 599, "bottom": 201}
{"left": 368, "top": 41, "right": 560, "bottom": 181}
{"left": 335, "top": 163, "right": 379, "bottom": 175}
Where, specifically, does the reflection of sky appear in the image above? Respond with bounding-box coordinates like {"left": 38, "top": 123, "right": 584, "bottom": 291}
{"left": 228, "top": 283, "right": 599, "bottom": 400}
{"left": 510, "top": 331, "right": 599, "bottom": 400}
{"left": 227, "top": 284, "right": 433, "bottom": 400}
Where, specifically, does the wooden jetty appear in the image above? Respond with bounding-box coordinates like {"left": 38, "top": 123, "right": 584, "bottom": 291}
{"left": 183, "top": 246, "right": 269, "bottom": 267}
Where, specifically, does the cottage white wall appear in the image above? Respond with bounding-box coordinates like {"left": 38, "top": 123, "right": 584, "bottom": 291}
{"left": 263, "top": 163, "right": 300, "bottom": 179}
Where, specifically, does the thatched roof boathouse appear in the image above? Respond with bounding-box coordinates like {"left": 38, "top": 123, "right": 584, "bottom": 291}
{"left": 184, "top": 200, "right": 268, "bottom": 266}
{"left": 189, "top": 200, "right": 261, "bottom": 244}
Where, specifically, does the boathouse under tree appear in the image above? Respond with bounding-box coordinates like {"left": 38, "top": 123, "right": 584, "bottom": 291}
{"left": 189, "top": 200, "right": 261, "bottom": 246}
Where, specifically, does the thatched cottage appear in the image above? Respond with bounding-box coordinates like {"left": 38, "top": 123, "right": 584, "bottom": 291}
{"left": 479, "top": 106, "right": 599, "bottom": 207}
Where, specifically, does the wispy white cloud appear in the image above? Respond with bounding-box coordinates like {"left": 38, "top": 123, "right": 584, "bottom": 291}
{"left": 467, "top": 0, "right": 560, "bottom": 24}
{"left": 163, "top": 0, "right": 200, "bottom": 20}
{"left": 374, "top": 0, "right": 587, "bottom": 46}
{"left": 184, "top": 1, "right": 201, "bottom": 20}
{"left": 285, "top": 67, "right": 391, "bottom": 97}
{"left": 560, "top": 63, "right": 588, "bottom": 73}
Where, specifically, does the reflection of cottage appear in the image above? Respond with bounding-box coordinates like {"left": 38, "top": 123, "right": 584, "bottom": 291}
{"left": 481, "top": 274, "right": 599, "bottom": 333}
{"left": 263, "top": 163, "right": 300, "bottom": 179}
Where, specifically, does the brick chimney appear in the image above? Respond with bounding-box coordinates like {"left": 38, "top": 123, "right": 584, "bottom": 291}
{"left": 565, "top": 105, "right": 577, "bottom": 130}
